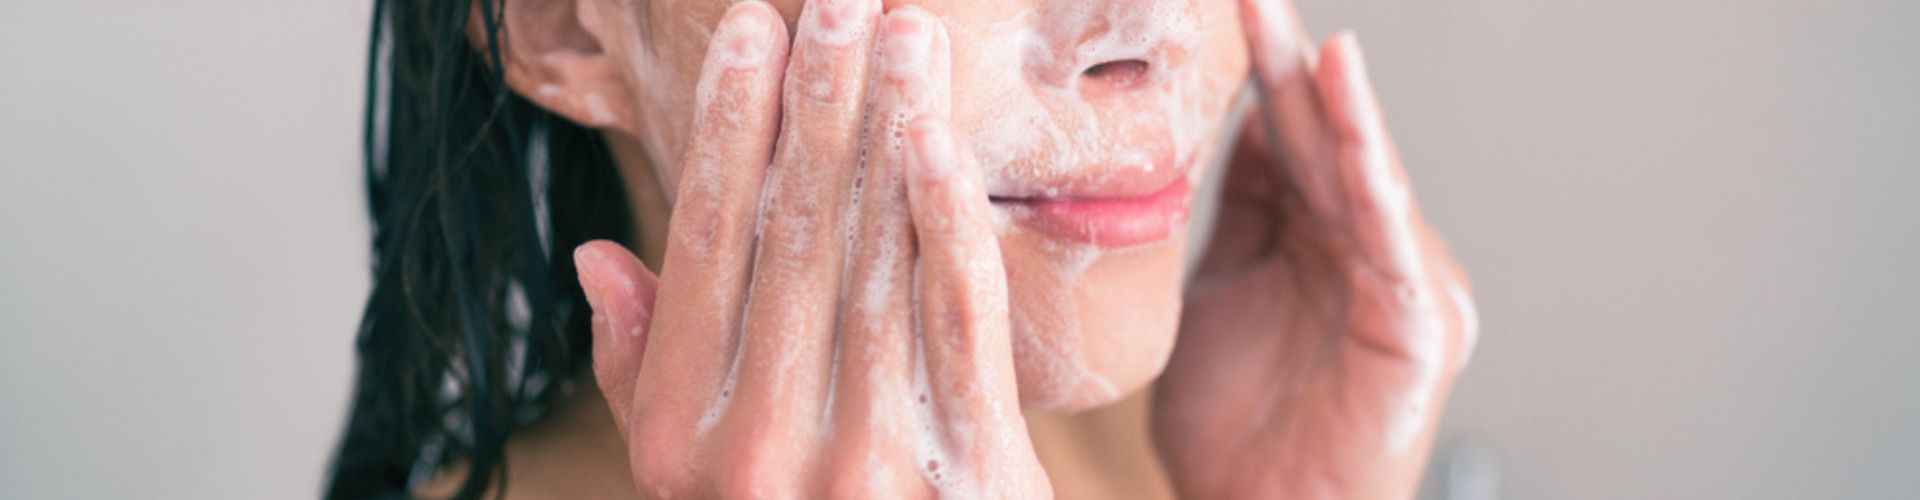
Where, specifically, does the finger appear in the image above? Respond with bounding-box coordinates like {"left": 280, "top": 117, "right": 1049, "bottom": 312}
{"left": 825, "top": 8, "right": 949, "bottom": 493}
{"left": 1307, "top": 35, "right": 1467, "bottom": 466}
{"left": 1318, "top": 32, "right": 1446, "bottom": 383}
{"left": 1237, "top": 0, "right": 1342, "bottom": 216}
{"left": 905, "top": 115, "right": 1032, "bottom": 464}
{"left": 722, "top": 0, "right": 882, "bottom": 439}
{"left": 633, "top": 0, "right": 786, "bottom": 433}
{"left": 575, "top": 241, "right": 660, "bottom": 433}
{"left": 1318, "top": 32, "right": 1426, "bottom": 287}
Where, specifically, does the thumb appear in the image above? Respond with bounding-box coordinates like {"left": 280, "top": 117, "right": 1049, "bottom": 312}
{"left": 574, "top": 240, "right": 660, "bottom": 426}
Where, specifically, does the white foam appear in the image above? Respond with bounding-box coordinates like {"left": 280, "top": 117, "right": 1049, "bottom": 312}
{"left": 1385, "top": 294, "right": 1449, "bottom": 455}
{"left": 1450, "top": 282, "right": 1479, "bottom": 370}
{"left": 584, "top": 93, "right": 617, "bottom": 125}
{"left": 697, "top": 346, "right": 743, "bottom": 438}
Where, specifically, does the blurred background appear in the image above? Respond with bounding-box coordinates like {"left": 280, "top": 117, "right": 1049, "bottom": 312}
{"left": 2, "top": 0, "right": 1914, "bottom": 498}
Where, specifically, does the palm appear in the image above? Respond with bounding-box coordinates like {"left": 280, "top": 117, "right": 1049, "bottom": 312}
{"left": 1152, "top": 24, "right": 1476, "bottom": 500}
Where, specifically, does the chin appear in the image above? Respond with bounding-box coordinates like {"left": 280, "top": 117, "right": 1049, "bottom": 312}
{"left": 998, "top": 219, "right": 1190, "bottom": 412}
{"left": 993, "top": 83, "right": 1255, "bottom": 413}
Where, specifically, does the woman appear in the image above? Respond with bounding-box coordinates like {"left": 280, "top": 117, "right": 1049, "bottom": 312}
{"left": 327, "top": 0, "right": 1477, "bottom": 497}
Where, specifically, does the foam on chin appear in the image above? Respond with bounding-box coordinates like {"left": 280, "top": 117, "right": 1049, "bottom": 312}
{"left": 951, "top": 6, "right": 1247, "bottom": 411}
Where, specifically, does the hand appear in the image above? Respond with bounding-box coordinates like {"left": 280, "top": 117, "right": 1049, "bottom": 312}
{"left": 1152, "top": 0, "right": 1480, "bottom": 498}
{"left": 573, "top": 2, "right": 1050, "bottom": 497}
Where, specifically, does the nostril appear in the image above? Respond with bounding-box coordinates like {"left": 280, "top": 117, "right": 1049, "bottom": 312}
{"left": 1080, "top": 59, "right": 1151, "bottom": 89}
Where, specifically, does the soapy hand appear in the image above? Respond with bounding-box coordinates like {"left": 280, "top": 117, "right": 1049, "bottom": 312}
{"left": 574, "top": 1, "right": 1049, "bottom": 497}
{"left": 1153, "top": 0, "right": 1479, "bottom": 498}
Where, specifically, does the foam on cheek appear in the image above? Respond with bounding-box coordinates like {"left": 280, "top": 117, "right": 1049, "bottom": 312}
{"left": 1006, "top": 241, "right": 1120, "bottom": 410}
{"left": 1183, "top": 83, "right": 1260, "bottom": 277}
{"left": 949, "top": 13, "right": 1050, "bottom": 184}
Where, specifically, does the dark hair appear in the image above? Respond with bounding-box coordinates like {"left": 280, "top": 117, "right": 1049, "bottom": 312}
{"left": 324, "top": 0, "right": 635, "bottom": 498}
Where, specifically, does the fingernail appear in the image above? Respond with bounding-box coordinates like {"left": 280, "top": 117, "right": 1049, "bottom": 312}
{"left": 881, "top": 8, "right": 933, "bottom": 78}
{"left": 716, "top": 2, "right": 778, "bottom": 67}
{"left": 1335, "top": 31, "right": 1385, "bottom": 143}
{"left": 1338, "top": 31, "right": 1371, "bottom": 89}
{"left": 573, "top": 245, "right": 609, "bottom": 315}
{"left": 908, "top": 116, "right": 956, "bottom": 179}
{"left": 809, "top": 0, "right": 874, "bottom": 44}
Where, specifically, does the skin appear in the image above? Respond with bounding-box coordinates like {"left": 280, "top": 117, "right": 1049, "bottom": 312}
{"left": 509, "top": 0, "right": 1250, "bottom": 410}
{"left": 444, "top": 0, "right": 1476, "bottom": 497}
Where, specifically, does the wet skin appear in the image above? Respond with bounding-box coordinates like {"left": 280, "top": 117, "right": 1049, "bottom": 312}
{"left": 478, "top": 0, "right": 1476, "bottom": 497}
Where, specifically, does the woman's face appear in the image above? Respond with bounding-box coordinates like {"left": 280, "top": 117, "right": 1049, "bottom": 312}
{"left": 592, "top": 0, "right": 1250, "bottom": 411}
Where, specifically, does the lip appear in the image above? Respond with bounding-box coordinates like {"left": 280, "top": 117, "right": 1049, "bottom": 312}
{"left": 991, "top": 173, "right": 1193, "bottom": 248}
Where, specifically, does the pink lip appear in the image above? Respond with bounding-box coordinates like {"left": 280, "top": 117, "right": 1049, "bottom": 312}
{"left": 992, "top": 176, "right": 1193, "bottom": 248}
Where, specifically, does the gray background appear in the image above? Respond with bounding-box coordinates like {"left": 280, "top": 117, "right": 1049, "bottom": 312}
{"left": 2, "top": 1, "right": 1914, "bottom": 498}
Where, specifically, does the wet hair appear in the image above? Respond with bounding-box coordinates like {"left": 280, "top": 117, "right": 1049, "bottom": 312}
{"left": 324, "top": 0, "right": 634, "bottom": 498}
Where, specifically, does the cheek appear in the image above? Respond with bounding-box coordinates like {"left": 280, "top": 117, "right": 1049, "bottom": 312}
{"left": 628, "top": 0, "right": 1247, "bottom": 410}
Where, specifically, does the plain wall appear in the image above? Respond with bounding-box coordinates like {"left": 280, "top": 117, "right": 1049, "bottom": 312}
{"left": 1288, "top": 2, "right": 1920, "bottom": 499}
{"left": 1, "top": 1, "right": 1914, "bottom": 498}
{"left": 1, "top": 2, "right": 371, "bottom": 498}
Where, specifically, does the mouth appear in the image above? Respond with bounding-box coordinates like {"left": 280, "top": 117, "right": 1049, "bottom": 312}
{"left": 988, "top": 155, "right": 1195, "bottom": 248}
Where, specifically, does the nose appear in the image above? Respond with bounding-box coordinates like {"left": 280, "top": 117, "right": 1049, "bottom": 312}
{"left": 1025, "top": 0, "right": 1201, "bottom": 94}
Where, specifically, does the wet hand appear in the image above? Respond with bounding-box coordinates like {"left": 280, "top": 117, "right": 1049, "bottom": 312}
{"left": 575, "top": 1, "right": 1049, "bottom": 497}
{"left": 1153, "top": 0, "right": 1479, "bottom": 498}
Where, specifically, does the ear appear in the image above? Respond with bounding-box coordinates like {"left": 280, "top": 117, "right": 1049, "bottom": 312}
{"left": 471, "top": 0, "right": 637, "bottom": 131}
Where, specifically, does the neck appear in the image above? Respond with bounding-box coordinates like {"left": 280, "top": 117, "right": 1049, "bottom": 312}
{"left": 1025, "top": 386, "right": 1178, "bottom": 500}
{"left": 606, "top": 134, "right": 673, "bottom": 267}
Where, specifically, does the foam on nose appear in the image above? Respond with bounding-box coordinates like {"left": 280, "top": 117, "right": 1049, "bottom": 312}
{"left": 1022, "top": 0, "right": 1202, "bottom": 90}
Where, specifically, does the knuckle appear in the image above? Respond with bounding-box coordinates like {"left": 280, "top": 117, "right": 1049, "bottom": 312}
{"left": 786, "top": 58, "right": 859, "bottom": 108}
{"left": 758, "top": 191, "right": 834, "bottom": 263}
{"left": 936, "top": 299, "right": 983, "bottom": 348}
{"left": 695, "top": 71, "right": 765, "bottom": 131}
{"left": 667, "top": 177, "right": 746, "bottom": 261}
